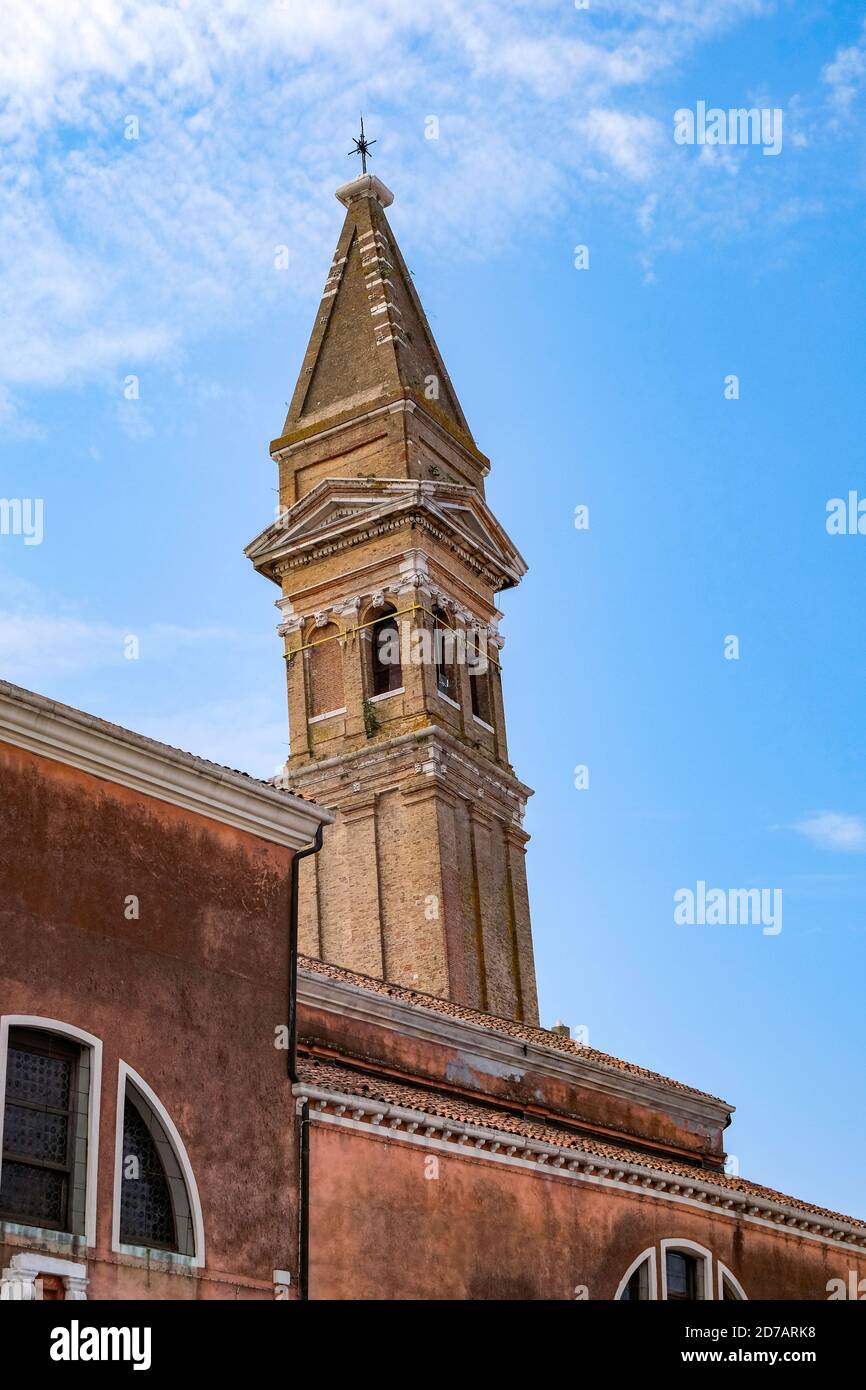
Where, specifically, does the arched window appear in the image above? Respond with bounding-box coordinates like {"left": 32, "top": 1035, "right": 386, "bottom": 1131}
{"left": 665, "top": 1249, "right": 699, "bottom": 1300}
{"left": 468, "top": 628, "right": 493, "bottom": 726}
{"left": 307, "top": 623, "right": 344, "bottom": 718}
{"left": 660, "top": 1240, "right": 712, "bottom": 1301}
{"left": 114, "top": 1065, "right": 203, "bottom": 1264}
{"left": 615, "top": 1249, "right": 656, "bottom": 1301}
{"left": 617, "top": 1241, "right": 720, "bottom": 1301}
{"left": 369, "top": 604, "right": 402, "bottom": 697}
{"left": 433, "top": 606, "right": 457, "bottom": 700}
{"left": 0, "top": 1017, "right": 101, "bottom": 1242}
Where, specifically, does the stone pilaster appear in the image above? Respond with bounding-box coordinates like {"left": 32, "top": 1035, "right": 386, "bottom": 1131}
{"left": 504, "top": 822, "right": 539, "bottom": 1025}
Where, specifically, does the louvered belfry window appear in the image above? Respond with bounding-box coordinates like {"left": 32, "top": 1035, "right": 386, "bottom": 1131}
{"left": 119, "top": 1090, "right": 179, "bottom": 1251}
{"left": 0, "top": 1028, "right": 87, "bottom": 1233}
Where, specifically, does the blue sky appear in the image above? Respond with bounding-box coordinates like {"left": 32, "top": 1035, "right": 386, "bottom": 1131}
{"left": 2, "top": 0, "right": 866, "bottom": 1218}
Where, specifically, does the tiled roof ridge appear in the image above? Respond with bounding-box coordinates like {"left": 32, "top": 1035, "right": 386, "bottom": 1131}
{"left": 297, "top": 1056, "right": 865, "bottom": 1233}
{"left": 298, "top": 955, "right": 729, "bottom": 1106}
{"left": 299, "top": 1047, "right": 708, "bottom": 1171}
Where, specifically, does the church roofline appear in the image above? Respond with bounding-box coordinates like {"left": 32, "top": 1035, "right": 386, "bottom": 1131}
{"left": 298, "top": 954, "right": 729, "bottom": 1111}
{"left": 294, "top": 1057, "right": 866, "bottom": 1245}
{"left": 0, "top": 679, "right": 333, "bottom": 850}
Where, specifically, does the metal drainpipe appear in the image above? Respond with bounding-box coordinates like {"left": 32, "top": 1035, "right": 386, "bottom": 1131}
{"left": 287, "top": 822, "right": 325, "bottom": 1301}
{"left": 288, "top": 821, "right": 324, "bottom": 1084}
{"left": 297, "top": 1096, "right": 311, "bottom": 1301}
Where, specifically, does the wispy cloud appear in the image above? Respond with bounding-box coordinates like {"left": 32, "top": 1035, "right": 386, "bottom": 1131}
{"left": 823, "top": 19, "right": 866, "bottom": 111}
{"left": 0, "top": 577, "right": 265, "bottom": 684}
{"left": 0, "top": 0, "right": 853, "bottom": 430}
{"left": 792, "top": 812, "right": 866, "bottom": 854}
{"left": 580, "top": 109, "right": 661, "bottom": 183}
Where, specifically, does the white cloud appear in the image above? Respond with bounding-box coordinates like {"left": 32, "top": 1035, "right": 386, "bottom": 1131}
{"left": 792, "top": 812, "right": 866, "bottom": 854}
{"left": 637, "top": 191, "right": 658, "bottom": 233}
{"left": 823, "top": 20, "right": 866, "bottom": 110}
{"left": 0, "top": 384, "right": 44, "bottom": 439}
{"left": 0, "top": 589, "right": 263, "bottom": 684}
{"left": 0, "top": 0, "right": 803, "bottom": 429}
{"left": 581, "top": 109, "right": 661, "bottom": 182}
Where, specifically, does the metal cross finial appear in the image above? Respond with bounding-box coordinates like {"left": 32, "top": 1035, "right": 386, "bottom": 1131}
{"left": 348, "top": 114, "right": 376, "bottom": 175}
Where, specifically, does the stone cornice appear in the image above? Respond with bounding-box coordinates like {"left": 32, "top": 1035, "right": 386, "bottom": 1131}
{"left": 0, "top": 680, "right": 333, "bottom": 850}
{"left": 245, "top": 479, "right": 525, "bottom": 593}
{"left": 294, "top": 1082, "right": 866, "bottom": 1252}
{"left": 270, "top": 394, "right": 491, "bottom": 472}
{"left": 282, "top": 725, "right": 533, "bottom": 816}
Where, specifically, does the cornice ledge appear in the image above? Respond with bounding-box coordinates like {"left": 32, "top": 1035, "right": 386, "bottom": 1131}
{"left": 287, "top": 726, "right": 533, "bottom": 803}
{"left": 294, "top": 1081, "right": 866, "bottom": 1251}
{"left": 0, "top": 681, "right": 333, "bottom": 850}
{"left": 246, "top": 479, "right": 525, "bottom": 587}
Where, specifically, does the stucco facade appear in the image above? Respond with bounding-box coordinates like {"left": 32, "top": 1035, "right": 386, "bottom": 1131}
{"left": 0, "top": 683, "right": 331, "bottom": 1300}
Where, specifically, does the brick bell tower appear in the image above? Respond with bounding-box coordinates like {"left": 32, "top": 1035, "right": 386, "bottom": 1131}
{"left": 246, "top": 168, "right": 539, "bottom": 1023}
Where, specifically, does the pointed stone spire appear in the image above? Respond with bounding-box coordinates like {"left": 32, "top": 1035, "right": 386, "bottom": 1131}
{"left": 275, "top": 172, "right": 481, "bottom": 466}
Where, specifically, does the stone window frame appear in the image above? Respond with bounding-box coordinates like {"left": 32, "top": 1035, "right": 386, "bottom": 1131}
{"left": 614, "top": 1246, "right": 659, "bottom": 1301}
{"left": 431, "top": 604, "right": 458, "bottom": 702}
{"left": 718, "top": 1261, "right": 748, "bottom": 1300}
{"left": 0, "top": 1015, "right": 102, "bottom": 1249}
{"left": 467, "top": 630, "right": 494, "bottom": 728}
{"left": 0, "top": 1250, "right": 88, "bottom": 1301}
{"left": 660, "top": 1239, "right": 713, "bottom": 1301}
{"left": 615, "top": 1240, "right": 746, "bottom": 1301}
{"left": 111, "top": 1061, "right": 205, "bottom": 1269}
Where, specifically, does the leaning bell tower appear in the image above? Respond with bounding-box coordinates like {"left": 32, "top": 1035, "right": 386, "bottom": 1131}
{"left": 246, "top": 161, "right": 538, "bottom": 1023}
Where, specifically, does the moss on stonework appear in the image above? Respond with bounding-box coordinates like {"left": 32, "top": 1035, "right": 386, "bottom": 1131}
{"left": 362, "top": 700, "right": 380, "bottom": 738}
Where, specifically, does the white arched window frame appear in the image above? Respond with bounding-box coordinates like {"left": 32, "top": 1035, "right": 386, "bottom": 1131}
{"left": 660, "top": 1238, "right": 714, "bottom": 1301}
{"left": 717, "top": 1261, "right": 748, "bottom": 1300}
{"left": 617, "top": 1241, "right": 741, "bottom": 1301}
{"left": 112, "top": 1062, "right": 205, "bottom": 1267}
{"left": 0, "top": 1015, "right": 102, "bottom": 1247}
{"left": 614, "top": 1246, "right": 659, "bottom": 1300}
